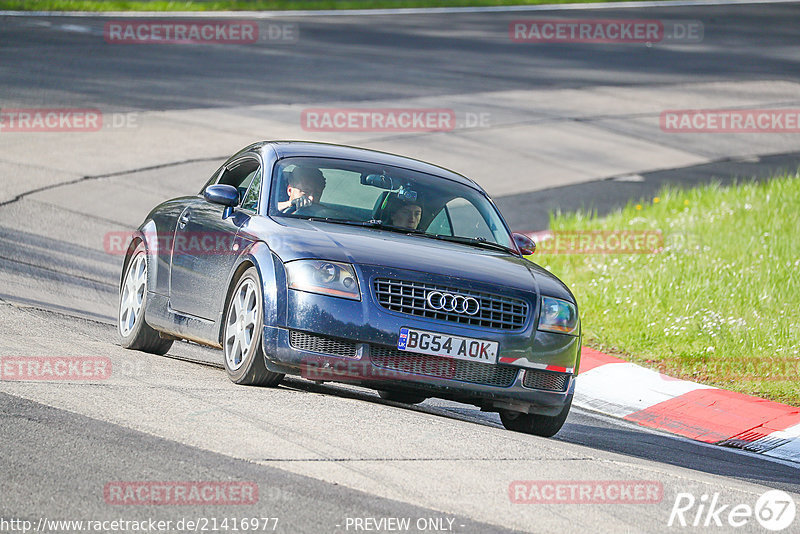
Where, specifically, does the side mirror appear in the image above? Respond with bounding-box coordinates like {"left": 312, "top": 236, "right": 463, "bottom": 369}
{"left": 204, "top": 184, "right": 240, "bottom": 207}
{"left": 512, "top": 232, "right": 536, "bottom": 255}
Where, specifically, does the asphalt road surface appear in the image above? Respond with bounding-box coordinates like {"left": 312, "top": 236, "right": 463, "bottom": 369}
{"left": 2, "top": 3, "right": 800, "bottom": 110}
{"left": 1, "top": 3, "right": 799, "bottom": 533}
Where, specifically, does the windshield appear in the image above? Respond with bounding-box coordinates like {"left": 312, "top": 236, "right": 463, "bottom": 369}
{"left": 268, "top": 157, "right": 515, "bottom": 251}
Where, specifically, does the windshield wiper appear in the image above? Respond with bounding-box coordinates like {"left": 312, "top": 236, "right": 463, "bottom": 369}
{"left": 300, "top": 217, "right": 427, "bottom": 235}
{"left": 297, "top": 216, "right": 369, "bottom": 226}
{"left": 295, "top": 217, "right": 514, "bottom": 253}
{"left": 427, "top": 234, "right": 517, "bottom": 255}
{"left": 289, "top": 216, "right": 385, "bottom": 229}
{"left": 361, "top": 220, "right": 428, "bottom": 236}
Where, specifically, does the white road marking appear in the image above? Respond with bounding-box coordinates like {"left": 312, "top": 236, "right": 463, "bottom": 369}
{"left": 58, "top": 24, "right": 92, "bottom": 33}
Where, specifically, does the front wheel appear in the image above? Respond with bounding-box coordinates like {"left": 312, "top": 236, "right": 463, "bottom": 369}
{"left": 500, "top": 395, "right": 572, "bottom": 437}
{"left": 223, "top": 267, "right": 284, "bottom": 387}
{"left": 118, "top": 243, "right": 173, "bottom": 355}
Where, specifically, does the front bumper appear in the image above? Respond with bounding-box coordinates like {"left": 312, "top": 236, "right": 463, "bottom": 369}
{"left": 262, "top": 266, "right": 579, "bottom": 415}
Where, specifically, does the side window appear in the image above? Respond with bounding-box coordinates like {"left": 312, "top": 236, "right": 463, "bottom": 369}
{"left": 216, "top": 159, "right": 260, "bottom": 207}
{"left": 240, "top": 169, "right": 262, "bottom": 212}
{"left": 446, "top": 198, "right": 494, "bottom": 241}
{"left": 427, "top": 208, "right": 452, "bottom": 235}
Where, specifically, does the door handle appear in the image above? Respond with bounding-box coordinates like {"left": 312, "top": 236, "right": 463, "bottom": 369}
{"left": 178, "top": 213, "right": 190, "bottom": 229}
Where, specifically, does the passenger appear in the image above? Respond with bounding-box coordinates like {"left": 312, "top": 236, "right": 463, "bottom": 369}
{"left": 277, "top": 166, "right": 326, "bottom": 212}
{"left": 384, "top": 196, "right": 423, "bottom": 230}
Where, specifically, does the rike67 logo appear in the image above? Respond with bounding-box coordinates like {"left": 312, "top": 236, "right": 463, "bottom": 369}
{"left": 668, "top": 490, "right": 796, "bottom": 531}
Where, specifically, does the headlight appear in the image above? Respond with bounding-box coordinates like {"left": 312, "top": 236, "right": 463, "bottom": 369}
{"left": 285, "top": 260, "right": 360, "bottom": 301}
{"left": 537, "top": 296, "right": 579, "bottom": 335}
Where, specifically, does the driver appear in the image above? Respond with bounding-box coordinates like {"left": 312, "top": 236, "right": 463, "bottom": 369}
{"left": 277, "top": 166, "right": 326, "bottom": 212}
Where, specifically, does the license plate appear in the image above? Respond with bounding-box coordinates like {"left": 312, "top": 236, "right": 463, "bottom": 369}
{"left": 397, "top": 327, "right": 498, "bottom": 364}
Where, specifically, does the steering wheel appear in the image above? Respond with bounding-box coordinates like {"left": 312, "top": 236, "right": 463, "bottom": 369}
{"left": 280, "top": 202, "right": 338, "bottom": 217}
{"left": 280, "top": 193, "right": 319, "bottom": 215}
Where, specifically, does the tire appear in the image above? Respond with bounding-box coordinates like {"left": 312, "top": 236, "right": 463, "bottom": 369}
{"left": 223, "top": 267, "right": 284, "bottom": 387}
{"left": 499, "top": 395, "right": 572, "bottom": 437}
{"left": 118, "top": 242, "right": 173, "bottom": 355}
{"left": 378, "top": 390, "right": 427, "bottom": 405}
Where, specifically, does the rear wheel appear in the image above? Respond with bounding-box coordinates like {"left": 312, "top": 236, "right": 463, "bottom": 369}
{"left": 118, "top": 243, "right": 173, "bottom": 355}
{"left": 223, "top": 268, "right": 284, "bottom": 387}
{"left": 378, "top": 390, "right": 427, "bottom": 405}
{"left": 500, "top": 395, "right": 572, "bottom": 437}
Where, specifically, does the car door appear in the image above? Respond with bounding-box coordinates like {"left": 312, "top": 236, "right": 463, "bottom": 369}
{"left": 169, "top": 157, "right": 261, "bottom": 320}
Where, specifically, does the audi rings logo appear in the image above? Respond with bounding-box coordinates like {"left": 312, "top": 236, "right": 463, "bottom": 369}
{"left": 426, "top": 291, "right": 480, "bottom": 316}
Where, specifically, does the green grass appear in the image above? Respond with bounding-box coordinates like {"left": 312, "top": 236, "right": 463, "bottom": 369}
{"left": 532, "top": 174, "right": 800, "bottom": 406}
{"left": 0, "top": 0, "right": 652, "bottom": 11}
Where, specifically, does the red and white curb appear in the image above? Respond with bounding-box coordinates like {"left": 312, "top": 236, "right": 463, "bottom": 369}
{"left": 575, "top": 348, "right": 800, "bottom": 463}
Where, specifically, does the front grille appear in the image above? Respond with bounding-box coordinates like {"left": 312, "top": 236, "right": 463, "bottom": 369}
{"left": 373, "top": 278, "right": 529, "bottom": 331}
{"left": 289, "top": 330, "right": 358, "bottom": 358}
{"left": 370, "top": 345, "right": 518, "bottom": 387}
{"left": 522, "top": 369, "right": 569, "bottom": 392}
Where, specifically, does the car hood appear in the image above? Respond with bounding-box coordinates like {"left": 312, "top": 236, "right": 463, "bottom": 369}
{"left": 261, "top": 218, "right": 573, "bottom": 300}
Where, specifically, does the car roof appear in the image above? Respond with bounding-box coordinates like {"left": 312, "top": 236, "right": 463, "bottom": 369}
{"left": 252, "top": 140, "right": 485, "bottom": 193}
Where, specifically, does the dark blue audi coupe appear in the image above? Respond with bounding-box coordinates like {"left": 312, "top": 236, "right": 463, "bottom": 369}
{"left": 118, "top": 141, "right": 581, "bottom": 436}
